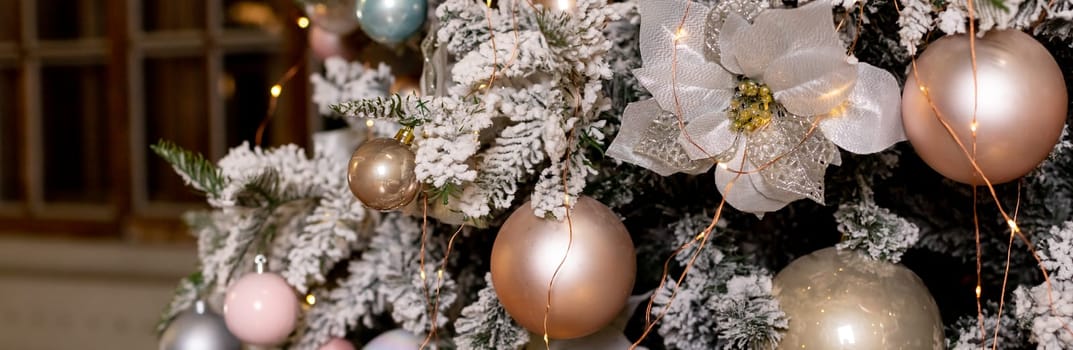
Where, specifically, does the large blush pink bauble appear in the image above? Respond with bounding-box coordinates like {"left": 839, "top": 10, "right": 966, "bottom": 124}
{"left": 309, "top": 26, "right": 352, "bottom": 60}
{"left": 223, "top": 272, "right": 299, "bottom": 346}
{"left": 320, "top": 338, "right": 358, "bottom": 350}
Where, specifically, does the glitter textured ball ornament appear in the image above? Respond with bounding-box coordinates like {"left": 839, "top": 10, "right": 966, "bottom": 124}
{"left": 305, "top": 0, "right": 360, "bottom": 34}
{"left": 363, "top": 329, "right": 420, "bottom": 350}
{"left": 902, "top": 29, "right": 1067, "bottom": 185}
{"left": 159, "top": 300, "right": 241, "bottom": 350}
{"left": 356, "top": 0, "right": 427, "bottom": 45}
{"left": 223, "top": 257, "right": 300, "bottom": 346}
{"left": 320, "top": 337, "right": 358, "bottom": 350}
{"left": 347, "top": 130, "right": 420, "bottom": 211}
{"left": 491, "top": 197, "right": 636, "bottom": 339}
{"left": 773, "top": 247, "right": 944, "bottom": 349}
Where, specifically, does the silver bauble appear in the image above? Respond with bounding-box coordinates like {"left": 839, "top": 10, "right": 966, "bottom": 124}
{"left": 773, "top": 247, "right": 945, "bottom": 349}
{"left": 159, "top": 300, "right": 241, "bottom": 350}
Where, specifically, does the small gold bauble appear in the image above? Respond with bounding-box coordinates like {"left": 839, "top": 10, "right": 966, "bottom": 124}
{"left": 774, "top": 247, "right": 945, "bottom": 349}
{"left": 490, "top": 197, "right": 636, "bottom": 339}
{"left": 346, "top": 137, "right": 420, "bottom": 211}
{"left": 902, "top": 29, "right": 1067, "bottom": 185}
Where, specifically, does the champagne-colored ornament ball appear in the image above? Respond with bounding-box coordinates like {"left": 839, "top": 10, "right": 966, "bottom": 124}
{"left": 490, "top": 197, "right": 636, "bottom": 339}
{"left": 534, "top": 0, "right": 577, "bottom": 13}
{"left": 320, "top": 337, "right": 357, "bottom": 350}
{"left": 773, "top": 247, "right": 945, "bottom": 350}
{"left": 902, "top": 29, "right": 1067, "bottom": 185}
{"left": 223, "top": 272, "right": 300, "bottom": 346}
{"left": 347, "top": 137, "right": 420, "bottom": 211}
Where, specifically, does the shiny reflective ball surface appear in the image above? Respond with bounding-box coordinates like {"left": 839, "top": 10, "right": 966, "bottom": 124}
{"left": 490, "top": 197, "right": 636, "bottom": 339}
{"left": 222, "top": 272, "right": 299, "bottom": 346}
{"left": 347, "top": 138, "right": 420, "bottom": 211}
{"left": 159, "top": 301, "right": 241, "bottom": 350}
{"left": 773, "top": 247, "right": 945, "bottom": 350}
{"left": 902, "top": 29, "right": 1067, "bottom": 185}
{"left": 356, "top": 0, "right": 427, "bottom": 44}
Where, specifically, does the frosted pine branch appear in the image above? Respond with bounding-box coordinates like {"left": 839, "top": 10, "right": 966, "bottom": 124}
{"left": 835, "top": 201, "right": 921, "bottom": 263}
{"left": 709, "top": 275, "right": 788, "bottom": 350}
{"left": 1014, "top": 222, "right": 1073, "bottom": 348}
{"left": 310, "top": 58, "right": 393, "bottom": 116}
{"left": 453, "top": 273, "right": 530, "bottom": 350}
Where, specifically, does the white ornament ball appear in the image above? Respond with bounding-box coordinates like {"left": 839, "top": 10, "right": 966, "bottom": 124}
{"left": 223, "top": 271, "right": 300, "bottom": 346}
{"left": 773, "top": 247, "right": 944, "bottom": 349}
{"left": 362, "top": 329, "right": 421, "bottom": 350}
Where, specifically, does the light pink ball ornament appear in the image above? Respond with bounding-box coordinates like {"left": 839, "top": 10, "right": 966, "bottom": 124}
{"left": 309, "top": 26, "right": 352, "bottom": 60}
{"left": 223, "top": 256, "right": 299, "bottom": 346}
{"left": 320, "top": 338, "right": 357, "bottom": 350}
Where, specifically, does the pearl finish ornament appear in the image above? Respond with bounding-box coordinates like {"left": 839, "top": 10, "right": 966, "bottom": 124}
{"left": 305, "top": 0, "right": 360, "bottom": 34}
{"left": 356, "top": 0, "right": 427, "bottom": 45}
{"left": 902, "top": 29, "right": 1067, "bottom": 185}
{"left": 159, "top": 300, "right": 241, "bottom": 350}
{"left": 491, "top": 197, "right": 636, "bottom": 339}
{"left": 347, "top": 131, "right": 420, "bottom": 211}
{"left": 363, "top": 329, "right": 420, "bottom": 350}
{"left": 309, "top": 25, "right": 352, "bottom": 60}
{"left": 223, "top": 258, "right": 300, "bottom": 346}
{"left": 773, "top": 247, "right": 944, "bottom": 350}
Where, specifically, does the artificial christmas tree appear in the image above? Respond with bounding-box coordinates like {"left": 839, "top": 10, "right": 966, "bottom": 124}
{"left": 154, "top": 0, "right": 1073, "bottom": 348}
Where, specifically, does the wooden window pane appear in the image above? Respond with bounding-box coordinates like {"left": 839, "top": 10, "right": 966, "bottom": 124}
{"left": 144, "top": 57, "right": 209, "bottom": 203}
{"left": 223, "top": 53, "right": 276, "bottom": 147}
{"left": 41, "top": 64, "right": 111, "bottom": 203}
{"left": 37, "top": 0, "right": 107, "bottom": 40}
{"left": 0, "top": 0, "right": 17, "bottom": 42}
{"left": 143, "top": 1, "right": 207, "bottom": 32}
{"left": 0, "top": 69, "right": 18, "bottom": 201}
{"left": 223, "top": 0, "right": 284, "bottom": 30}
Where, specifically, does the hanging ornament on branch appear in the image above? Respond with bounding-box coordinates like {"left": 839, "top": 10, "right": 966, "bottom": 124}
{"left": 309, "top": 25, "right": 355, "bottom": 60}
{"left": 363, "top": 329, "right": 421, "bottom": 350}
{"left": 491, "top": 197, "right": 636, "bottom": 340}
{"left": 347, "top": 127, "right": 421, "bottom": 211}
{"left": 159, "top": 300, "right": 241, "bottom": 350}
{"left": 222, "top": 255, "right": 300, "bottom": 347}
{"left": 773, "top": 247, "right": 945, "bottom": 349}
{"left": 356, "top": 0, "right": 428, "bottom": 45}
{"left": 319, "top": 337, "right": 358, "bottom": 350}
{"left": 901, "top": 29, "right": 1067, "bottom": 185}
{"left": 608, "top": 0, "right": 906, "bottom": 215}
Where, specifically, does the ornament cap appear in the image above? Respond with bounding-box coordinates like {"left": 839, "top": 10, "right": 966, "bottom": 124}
{"left": 394, "top": 127, "right": 416, "bottom": 145}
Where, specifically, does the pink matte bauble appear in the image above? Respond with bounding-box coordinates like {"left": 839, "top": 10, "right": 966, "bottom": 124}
{"left": 309, "top": 26, "right": 352, "bottom": 60}
{"left": 902, "top": 29, "right": 1067, "bottom": 185}
{"left": 320, "top": 338, "right": 358, "bottom": 350}
{"left": 223, "top": 272, "right": 299, "bottom": 346}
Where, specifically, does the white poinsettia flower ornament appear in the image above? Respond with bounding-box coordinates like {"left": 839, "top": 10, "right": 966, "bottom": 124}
{"left": 608, "top": 0, "right": 905, "bottom": 214}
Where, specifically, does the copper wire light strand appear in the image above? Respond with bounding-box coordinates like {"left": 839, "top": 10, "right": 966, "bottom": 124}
{"left": 542, "top": 88, "right": 585, "bottom": 350}
{"left": 990, "top": 180, "right": 1025, "bottom": 349}
{"left": 255, "top": 60, "right": 303, "bottom": 147}
{"left": 420, "top": 224, "right": 466, "bottom": 349}
{"left": 418, "top": 194, "right": 434, "bottom": 350}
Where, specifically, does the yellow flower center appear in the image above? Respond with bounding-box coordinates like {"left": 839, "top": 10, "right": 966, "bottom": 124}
{"left": 728, "top": 79, "right": 775, "bottom": 133}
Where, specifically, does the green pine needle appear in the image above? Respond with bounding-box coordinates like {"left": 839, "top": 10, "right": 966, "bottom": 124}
{"left": 150, "top": 140, "right": 225, "bottom": 197}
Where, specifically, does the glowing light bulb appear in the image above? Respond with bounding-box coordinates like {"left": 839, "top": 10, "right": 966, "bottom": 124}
{"left": 296, "top": 17, "right": 310, "bottom": 28}
{"left": 270, "top": 84, "right": 282, "bottom": 97}
{"left": 305, "top": 294, "right": 317, "bottom": 305}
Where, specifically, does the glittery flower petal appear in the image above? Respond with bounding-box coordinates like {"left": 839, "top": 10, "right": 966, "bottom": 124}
{"left": 608, "top": 100, "right": 714, "bottom": 176}
{"left": 638, "top": 0, "right": 711, "bottom": 68}
{"left": 717, "top": 13, "right": 750, "bottom": 75}
{"left": 678, "top": 113, "right": 738, "bottom": 160}
{"left": 726, "top": 2, "right": 843, "bottom": 79}
{"left": 633, "top": 66, "right": 736, "bottom": 122}
{"left": 714, "top": 139, "right": 802, "bottom": 214}
{"left": 765, "top": 49, "right": 857, "bottom": 116}
{"left": 819, "top": 63, "right": 906, "bottom": 154}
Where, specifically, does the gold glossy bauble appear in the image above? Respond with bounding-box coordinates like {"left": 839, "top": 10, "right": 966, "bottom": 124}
{"left": 490, "top": 197, "right": 636, "bottom": 340}
{"left": 773, "top": 247, "right": 945, "bottom": 350}
{"left": 902, "top": 29, "right": 1067, "bottom": 185}
{"left": 347, "top": 137, "right": 420, "bottom": 211}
